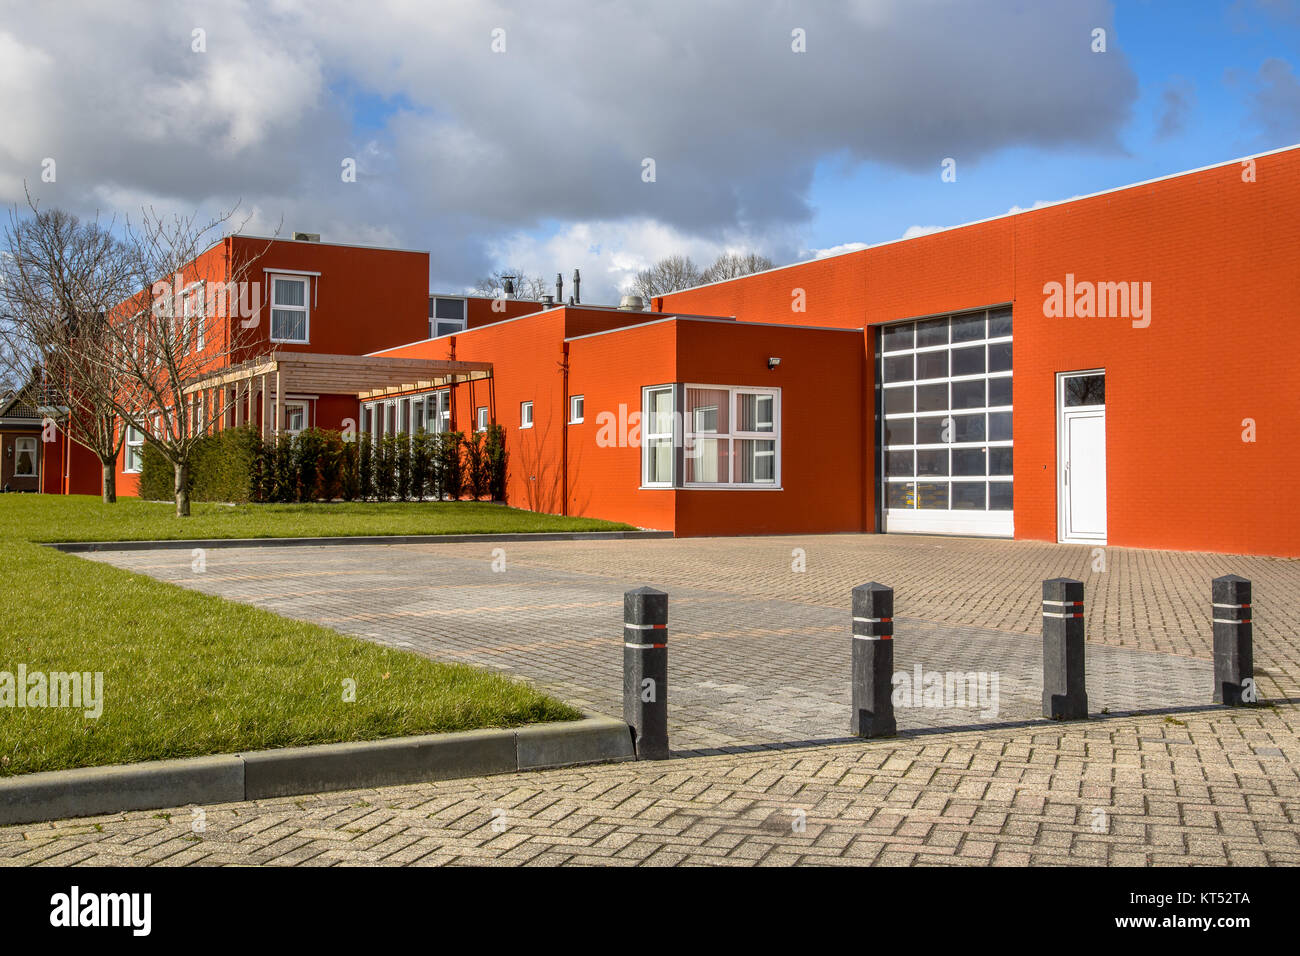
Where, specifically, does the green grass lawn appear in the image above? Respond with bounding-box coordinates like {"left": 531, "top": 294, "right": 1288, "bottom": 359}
{"left": 0, "top": 495, "right": 618, "bottom": 777}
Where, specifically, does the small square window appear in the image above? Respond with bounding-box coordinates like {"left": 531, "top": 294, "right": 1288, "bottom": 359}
{"left": 476, "top": 406, "right": 489, "bottom": 432}
{"left": 569, "top": 394, "right": 584, "bottom": 424}
{"left": 520, "top": 401, "right": 533, "bottom": 428}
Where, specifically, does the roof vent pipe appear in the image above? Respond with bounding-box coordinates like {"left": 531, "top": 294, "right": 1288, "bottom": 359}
{"left": 502, "top": 276, "right": 515, "bottom": 299}
{"left": 572, "top": 268, "right": 580, "bottom": 304}
{"left": 556, "top": 272, "right": 564, "bottom": 304}
{"left": 618, "top": 294, "right": 646, "bottom": 311}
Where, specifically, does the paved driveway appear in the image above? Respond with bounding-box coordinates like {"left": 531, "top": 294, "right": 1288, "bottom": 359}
{"left": 79, "top": 533, "right": 1291, "bottom": 752}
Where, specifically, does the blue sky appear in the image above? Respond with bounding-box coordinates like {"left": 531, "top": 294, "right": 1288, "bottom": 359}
{"left": 805, "top": 0, "right": 1300, "bottom": 253}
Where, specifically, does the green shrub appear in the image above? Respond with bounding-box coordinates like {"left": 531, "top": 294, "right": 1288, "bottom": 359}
{"left": 439, "top": 431, "right": 464, "bottom": 500}
{"left": 485, "top": 424, "right": 508, "bottom": 503}
{"left": 137, "top": 441, "right": 179, "bottom": 502}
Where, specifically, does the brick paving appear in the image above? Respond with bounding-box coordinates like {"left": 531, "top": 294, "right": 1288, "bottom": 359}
{"left": 78, "top": 536, "right": 1237, "bottom": 750}
{"left": 3, "top": 705, "right": 1297, "bottom": 866}
{"left": 10, "top": 532, "right": 1294, "bottom": 867}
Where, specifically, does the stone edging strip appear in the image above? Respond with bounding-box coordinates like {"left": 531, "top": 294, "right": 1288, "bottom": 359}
{"left": 43, "top": 530, "right": 672, "bottom": 553}
{"left": 0, "top": 716, "right": 635, "bottom": 827}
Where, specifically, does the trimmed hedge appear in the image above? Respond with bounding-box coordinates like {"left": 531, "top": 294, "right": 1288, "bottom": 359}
{"left": 138, "top": 425, "right": 508, "bottom": 505}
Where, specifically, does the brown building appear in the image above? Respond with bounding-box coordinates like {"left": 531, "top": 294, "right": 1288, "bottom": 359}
{"left": 0, "top": 391, "right": 43, "bottom": 493}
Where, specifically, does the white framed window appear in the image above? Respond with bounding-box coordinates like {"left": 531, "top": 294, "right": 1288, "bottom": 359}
{"left": 410, "top": 395, "right": 426, "bottom": 434}
{"left": 569, "top": 394, "right": 584, "bottom": 424}
{"left": 270, "top": 275, "right": 309, "bottom": 343}
{"left": 683, "top": 385, "right": 779, "bottom": 488}
{"left": 520, "top": 401, "right": 533, "bottom": 428}
{"left": 641, "top": 385, "right": 676, "bottom": 487}
{"left": 476, "top": 406, "right": 489, "bottom": 432}
{"left": 13, "top": 437, "right": 37, "bottom": 477}
{"left": 430, "top": 297, "right": 467, "bottom": 338}
{"left": 283, "top": 400, "right": 309, "bottom": 436}
{"left": 182, "top": 283, "right": 205, "bottom": 352}
{"left": 124, "top": 425, "right": 144, "bottom": 473}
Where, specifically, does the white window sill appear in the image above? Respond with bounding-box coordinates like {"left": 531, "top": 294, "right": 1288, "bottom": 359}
{"left": 638, "top": 484, "right": 785, "bottom": 491}
{"left": 270, "top": 338, "right": 309, "bottom": 345}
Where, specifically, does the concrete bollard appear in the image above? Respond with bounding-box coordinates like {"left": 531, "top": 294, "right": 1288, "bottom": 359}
{"left": 623, "top": 586, "right": 669, "bottom": 759}
{"left": 1042, "top": 578, "right": 1088, "bottom": 720}
{"left": 1212, "top": 575, "right": 1255, "bottom": 705}
{"left": 851, "top": 582, "right": 896, "bottom": 738}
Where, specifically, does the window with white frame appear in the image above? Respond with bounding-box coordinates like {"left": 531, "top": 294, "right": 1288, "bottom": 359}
{"left": 642, "top": 384, "right": 780, "bottom": 488}
{"left": 410, "top": 395, "right": 426, "bottom": 433}
{"left": 520, "top": 401, "right": 533, "bottom": 428}
{"left": 124, "top": 424, "right": 144, "bottom": 473}
{"left": 430, "top": 297, "right": 467, "bottom": 338}
{"left": 641, "top": 385, "right": 676, "bottom": 487}
{"left": 13, "top": 437, "right": 37, "bottom": 477}
{"left": 569, "top": 394, "right": 584, "bottom": 424}
{"left": 476, "top": 406, "right": 488, "bottom": 432}
{"left": 283, "top": 400, "right": 309, "bottom": 436}
{"left": 270, "top": 275, "right": 309, "bottom": 343}
{"left": 183, "top": 283, "right": 205, "bottom": 352}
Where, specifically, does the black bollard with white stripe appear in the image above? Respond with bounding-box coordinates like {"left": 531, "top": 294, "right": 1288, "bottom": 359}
{"left": 851, "top": 582, "right": 896, "bottom": 738}
{"left": 623, "top": 586, "right": 669, "bottom": 759}
{"left": 1212, "top": 575, "right": 1255, "bottom": 705}
{"left": 1042, "top": 578, "right": 1088, "bottom": 720}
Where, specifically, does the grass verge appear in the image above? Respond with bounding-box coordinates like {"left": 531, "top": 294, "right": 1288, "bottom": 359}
{"left": 0, "top": 495, "right": 604, "bottom": 777}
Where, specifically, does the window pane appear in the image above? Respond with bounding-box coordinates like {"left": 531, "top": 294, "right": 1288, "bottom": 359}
{"left": 988, "top": 341, "right": 1012, "bottom": 372}
{"left": 735, "top": 439, "right": 776, "bottom": 483}
{"left": 646, "top": 438, "right": 673, "bottom": 483}
{"left": 1064, "top": 374, "right": 1105, "bottom": 406}
{"left": 951, "top": 346, "right": 985, "bottom": 377}
{"left": 988, "top": 412, "right": 1012, "bottom": 441}
{"left": 989, "top": 481, "right": 1013, "bottom": 510}
{"left": 954, "top": 414, "right": 985, "bottom": 442}
{"left": 736, "top": 393, "right": 774, "bottom": 432}
{"left": 434, "top": 298, "right": 466, "bottom": 321}
{"left": 885, "top": 450, "right": 914, "bottom": 476}
{"left": 882, "top": 324, "right": 914, "bottom": 352}
{"left": 647, "top": 388, "right": 674, "bottom": 435}
{"left": 272, "top": 310, "right": 306, "bottom": 341}
{"left": 952, "top": 447, "right": 986, "bottom": 476}
{"left": 951, "top": 313, "right": 985, "bottom": 342}
{"left": 435, "top": 320, "right": 462, "bottom": 337}
{"left": 988, "top": 308, "right": 1012, "bottom": 338}
{"left": 883, "top": 353, "right": 913, "bottom": 383}
{"left": 916, "top": 350, "right": 948, "bottom": 380}
{"left": 916, "top": 383, "right": 947, "bottom": 412}
{"left": 951, "top": 379, "right": 984, "bottom": 409}
{"left": 989, "top": 446, "right": 1013, "bottom": 475}
{"left": 952, "top": 481, "right": 986, "bottom": 510}
{"left": 917, "top": 448, "right": 948, "bottom": 476}
{"left": 917, "top": 481, "right": 949, "bottom": 509}
{"left": 915, "top": 416, "right": 947, "bottom": 444}
{"left": 988, "top": 376, "right": 1012, "bottom": 407}
{"left": 686, "top": 388, "right": 728, "bottom": 434}
{"left": 884, "top": 418, "right": 914, "bottom": 445}
{"left": 916, "top": 317, "right": 948, "bottom": 348}
{"left": 883, "top": 386, "right": 913, "bottom": 415}
{"left": 274, "top": 278, "right": 305, "bottom": 307}
{"left": 685, "top": 437, "right": 726, "bottom": 483}
{"left": 886, "top": 481, "right": 916, "bottom": 509}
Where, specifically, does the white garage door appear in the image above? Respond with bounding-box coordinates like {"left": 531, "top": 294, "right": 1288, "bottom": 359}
{"left": 879, "top": 307, "right": 1013, "bottom": 537}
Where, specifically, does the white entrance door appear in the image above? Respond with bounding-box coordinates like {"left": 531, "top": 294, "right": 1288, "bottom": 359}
{"left": 1058, "top": 372, "right": 1106, "bottom": 543}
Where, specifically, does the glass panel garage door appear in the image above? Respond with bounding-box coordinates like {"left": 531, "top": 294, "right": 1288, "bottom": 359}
{"left": 879, "top": 307, "right": 1013, "bottom": 536}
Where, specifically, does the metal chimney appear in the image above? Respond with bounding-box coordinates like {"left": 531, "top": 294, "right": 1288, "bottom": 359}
{"left": 502, "top": 275, "right": 516, "bottom": 299}
{"left": 572, "top": 268, "right": 580, "bottom": 305}
{"left": 556, "top": 272, "right": 564, "bottom": 304}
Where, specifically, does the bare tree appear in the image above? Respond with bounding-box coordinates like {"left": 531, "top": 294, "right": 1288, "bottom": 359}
{"left": 0, "top": 199, "right": 137, "bottom": 502}
{"left": 472, "top": 267, "right": 547, "bottom": 300}
{"left": 631, "top": 255, "right": 703, "bottom": 299}
{"left": 700, "top": 252, "right": 774, "bottom": 283}
{"left": 79, "top": 205, "right": 274, "bottom": 516}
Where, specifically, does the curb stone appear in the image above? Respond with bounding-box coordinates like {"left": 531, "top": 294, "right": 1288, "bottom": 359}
{"left": 43, "top": 530, "right": 672, "bottom": 553}
{"left": 0, "top": 716, "right": 634, "bottom": 827}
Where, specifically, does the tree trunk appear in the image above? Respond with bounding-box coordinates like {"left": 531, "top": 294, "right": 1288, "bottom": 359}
{"left": 101, "top": 462, "right": 116, "bottom": 504}
{"left": 174, "top": 461, "right": 190, "bottom": 517}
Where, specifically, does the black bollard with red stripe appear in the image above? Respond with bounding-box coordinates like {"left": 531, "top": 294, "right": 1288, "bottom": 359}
{"left": 1042, "top": 577, "right": 1088, "bottom": 720}
{"left": 851, "top": 582, "right": 896, "bottom": 737}
{"left": 1212, "top": 575, "right": 1255, "bottom": 705}
{"left": 623, "top": 586, "right": 669, "bottom": 759}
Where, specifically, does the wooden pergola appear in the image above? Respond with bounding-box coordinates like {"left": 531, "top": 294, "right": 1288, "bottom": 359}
{"left": 182, "top": 352, "right": 493, "bottom": 437}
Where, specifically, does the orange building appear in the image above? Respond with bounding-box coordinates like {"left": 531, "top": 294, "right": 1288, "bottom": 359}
{"left": 40, "top": 145, "right": 1300, "bottom": 558}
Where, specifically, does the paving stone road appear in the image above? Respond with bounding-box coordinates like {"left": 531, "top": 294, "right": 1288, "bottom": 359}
{"left": 6, "top": 533, "right": 1294, "bottom": 867}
